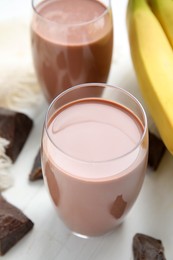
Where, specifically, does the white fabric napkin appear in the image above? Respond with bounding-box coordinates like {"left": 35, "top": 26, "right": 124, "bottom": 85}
{"left": 0, "top": 19, "right": 45, "bottom": 191}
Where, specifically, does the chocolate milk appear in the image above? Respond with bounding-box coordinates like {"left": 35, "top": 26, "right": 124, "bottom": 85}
{"left": 31, "top": 0, "right": 113, "bottom": 102}
{"left": 42, "top": 98, "right": 148, "bottom": 236}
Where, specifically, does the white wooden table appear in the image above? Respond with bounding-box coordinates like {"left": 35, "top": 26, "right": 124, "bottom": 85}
{"left": 1, "top": 0, "right": 173, "bottom": 259}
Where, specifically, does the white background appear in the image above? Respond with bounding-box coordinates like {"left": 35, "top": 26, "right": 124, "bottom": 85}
{"left": 0, "top": 0, "right": 173, "bottom": 259}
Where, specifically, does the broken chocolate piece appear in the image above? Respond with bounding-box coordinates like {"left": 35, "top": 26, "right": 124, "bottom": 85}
{"left": 110, "top": 195, "right": 127, "bottom": 219}
{"left": 0, "top": 194, "right": 34, "bottom": 255}
{"left": 0, "top": 107, "right": 33, "bottom": 162}
{"left": 29, "top": 149, "right": 43, "bottom": 181}
{"left": 148, "top": 132, "right": 166, "bottom": 170}
{"left": 133, "top": 233, "right": 166, "bottom": 260}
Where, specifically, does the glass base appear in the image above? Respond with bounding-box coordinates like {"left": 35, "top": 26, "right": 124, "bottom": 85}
{"left": 72, "top": 232, "right": 90, "bottom": 239}
{"left": 71, "top": 221, "right": 125, "bottom": 239}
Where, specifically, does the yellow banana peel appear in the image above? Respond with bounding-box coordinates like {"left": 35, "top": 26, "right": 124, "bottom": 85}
{"left": 126, "top": 0, "right": 173, "bottom": 155}
{"left": 148, "top": 0, "right": 173, "bottom": 48}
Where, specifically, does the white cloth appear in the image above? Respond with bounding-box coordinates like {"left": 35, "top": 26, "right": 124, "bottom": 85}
{"left": 0, "top": 19, "right": 44, "bottom": 191}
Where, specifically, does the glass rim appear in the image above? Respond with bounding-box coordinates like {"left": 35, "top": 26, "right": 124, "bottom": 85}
{"left": 44, "top": 83, "right": 148, "bottom": 164}
{"left": 32, "top": 0, "right": 112, "bottom": 27}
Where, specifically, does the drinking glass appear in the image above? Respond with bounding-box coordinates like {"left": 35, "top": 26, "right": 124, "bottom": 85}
{"left": 31, "top": 0, "right": 113, "bottom": 103}
{"left": 41, "top": 83, "right": 148, "bottom": 237}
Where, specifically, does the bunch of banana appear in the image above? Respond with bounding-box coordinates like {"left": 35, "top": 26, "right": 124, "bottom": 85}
{"left": 126, "top": 0, "right": 173, "bottom": 155}
{"left": 149, "top": 0, "right": 173, "bottom": 48}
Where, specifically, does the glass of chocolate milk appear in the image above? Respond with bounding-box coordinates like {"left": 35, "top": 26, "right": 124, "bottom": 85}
{"left": 41, "top": 83, "right": 148, "bottom": 237}
{"left": 31, "top": 0, "right": 113, "bottom": 103}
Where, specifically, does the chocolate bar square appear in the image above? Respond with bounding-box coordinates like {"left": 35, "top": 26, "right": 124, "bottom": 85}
{"left": 148, "top": 132, "right": 166, "bottom": 170}
{"left": 0, "top": 194, "right": 34, "bottom": 255}
{"left": 0, "top": 107, "right": 33, "bottom": 162}
{"left": 133, "top": 233, "right": 166, "bottom": 260}
{"left": 29, "top": 149, "right": 43, "bottom": 181}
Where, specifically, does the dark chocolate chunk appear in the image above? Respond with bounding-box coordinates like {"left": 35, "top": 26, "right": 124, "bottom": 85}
{"left": 0, "top": 107, "right": 33, "bottom": 162}
{"left": 110, "top": 195, "right": 127, "bottom": 219}
{"left": 148, "top": 132, "right": 166, "bottom": 170}
{"left": 29, "top": 149, "right": 43, "bottom": 181}
{"left": 133, "top": 233, "right": 166, "bottom": 260}
{"left": 0, "top": 194, "right": 34, "bottom": 255}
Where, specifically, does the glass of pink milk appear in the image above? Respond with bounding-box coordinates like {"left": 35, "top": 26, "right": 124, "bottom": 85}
{"left": 41, "top": 83, "right": 148, "bottom": 238}
{"left": 31, "top": 0, "right": 113, "bottom": 103}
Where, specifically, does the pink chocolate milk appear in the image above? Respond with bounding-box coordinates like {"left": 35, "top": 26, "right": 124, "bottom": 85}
{"left": 31, "top": 0, "right": 113, "bottom": 102}
{"left": 42, "top": 98, "right": 148, "bottom": 237}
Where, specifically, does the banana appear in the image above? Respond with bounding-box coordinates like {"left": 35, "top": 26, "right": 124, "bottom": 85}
{"left": 126, "top": 0, "right": 173, "bottom": 155}
{"left": 148, "top": 0, "right": 173, "bottom": 48}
